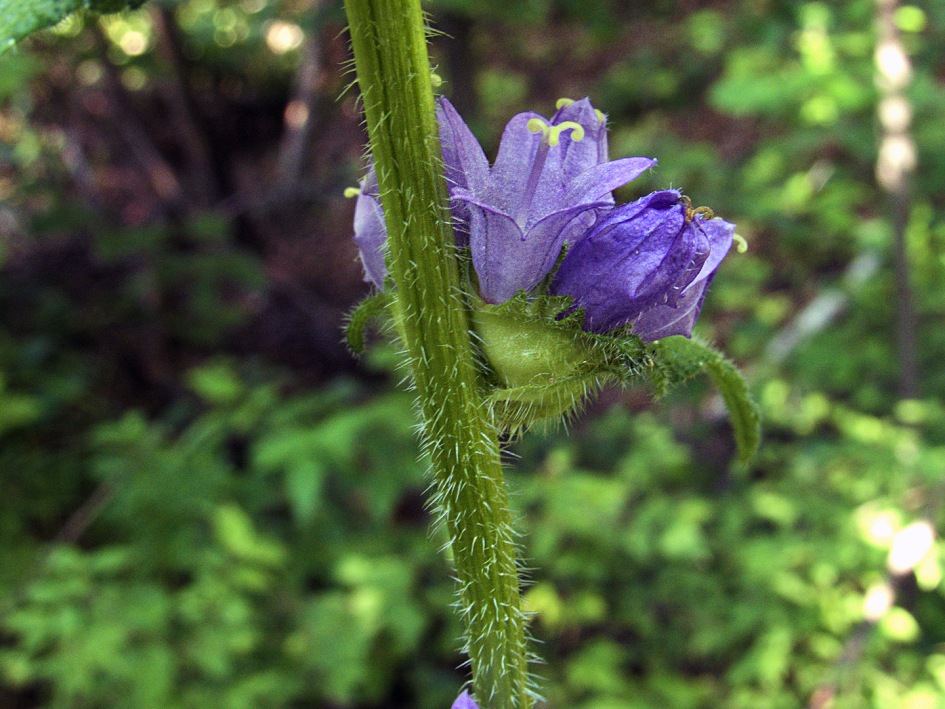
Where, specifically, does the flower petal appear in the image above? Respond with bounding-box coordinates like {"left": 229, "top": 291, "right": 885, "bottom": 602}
{"left": 631, "top": 216, "right": 734, "bottom": 340}
{"left": 563, "top": 156, "right": 657, "bottom": 208}
{"left": 489, "top": 110, "right": 547, "bottom": 214}
{"left": 551, "top": 97, "right": 609, "bottom": 179}
{"left": 551, "top": 190, "right": 714, "bottom": 333}
{"left": 352, "top": 167, "right": 387, "bottom": 287}
{"left": 631, "top": 216, "right": 710, "bottom": 311}
{"left": 437, "top": 97, "right": 489, "bottom": 195}
{"left": 451, "top": 690, "right": 480, "bottom": 709}
{"left": 457, "top": 190, "right": 608, "bottom": 303}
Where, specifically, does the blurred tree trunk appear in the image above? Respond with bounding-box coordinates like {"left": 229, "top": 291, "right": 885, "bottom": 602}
{"left": 875, "top": 0, "right": 919, "bottom": 398}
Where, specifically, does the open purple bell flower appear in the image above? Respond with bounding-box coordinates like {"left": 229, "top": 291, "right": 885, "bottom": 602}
{"left": 351, "top": 97, "right": 655, "bottom": 300}
{"left": 450, "top": 98, "right": 654, "bottom": 303}
{"left": 550, "top": 189, "right": 734, "bottom": 340}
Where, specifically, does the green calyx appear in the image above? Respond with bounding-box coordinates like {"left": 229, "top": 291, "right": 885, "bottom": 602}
{"left": 472, "top": 293, "right": 651, "bottom": 432}
{"left": 349, "top": 290, "right": 760, "bottom": 464}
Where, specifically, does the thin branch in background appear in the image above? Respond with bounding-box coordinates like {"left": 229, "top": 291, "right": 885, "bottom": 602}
{"left": 436, "top": 11, "right": 478, "bottom": 120}
{"left": 90, "top": 21, "right": 184, "bottom": 215}
{"left": 1, "top": 482, "right": 118, "bottom": 618}
{"left": 51, "top": 481, "right": 117, "bottom": 546}
{"left": 875, "top": 0, "right": 920, "bottom": 398}
{"left": 152, "top": 4, "right": 220, "bottom": 207}
{"left": 276, "top": 24, "right": 322, "bottom": 186}
{"left": 764, "top": 252, "right": 880, "bottom": 366}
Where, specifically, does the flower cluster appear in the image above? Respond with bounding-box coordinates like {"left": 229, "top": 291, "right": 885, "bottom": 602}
{"left": 351, "top": 97, "right": 734, "bottom": 342}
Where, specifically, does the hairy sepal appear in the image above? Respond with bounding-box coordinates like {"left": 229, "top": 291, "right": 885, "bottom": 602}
{"left": 345, "top": 291, "right": 393, "bottom": 355}
{"left": 474, "top": 293, "right": 652, "bottom": 431}
{"left": 649, "top": 335, "right": 761, "bottom": 463}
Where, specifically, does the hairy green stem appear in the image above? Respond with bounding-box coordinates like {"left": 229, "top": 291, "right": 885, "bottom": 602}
{"left": 343, "top": 1, "right": 531, "bottom": 706}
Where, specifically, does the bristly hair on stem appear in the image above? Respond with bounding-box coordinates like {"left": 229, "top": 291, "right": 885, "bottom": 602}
{"left": 342, "top": 1, "right": 534, "bottom": 706}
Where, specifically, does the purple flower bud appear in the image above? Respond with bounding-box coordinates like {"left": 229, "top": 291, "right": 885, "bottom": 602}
{"left": 550, "top": 189, "right": 734, "bottom": 340}
{"left": 450, "top": 690, "right": 480, "bottom": 709}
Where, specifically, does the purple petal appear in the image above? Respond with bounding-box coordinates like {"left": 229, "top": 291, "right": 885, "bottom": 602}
{"left": 550, "top": 97, "right": 610, "bottom": 179}
{"left": 437, "top": 97, "right": 489, "bottom": 195}
{"left": 563, "top": 156, "right": 657, "bottom": 208}
{"left": 551, "top": 190, "right": 717, "bottom": 333}
{"left": 489, "top": 110, "right": 548, "bottom": 214}
{"left": 631, "top": 216, "right": 735, "bottom": 340}
{"left": 352, "top": 167, "right": 387, "bottom": 288}
{"left": 458, "top": 189, "right": 609, "bottom": 303}
{"left": 451, "top": 690, "right": 480, "bottom": 709}
{"left": 459, "top": 195, "right": 524, "bottom": 303}
{"left": 631, "top": 216, "right": 710, "bottom": 310}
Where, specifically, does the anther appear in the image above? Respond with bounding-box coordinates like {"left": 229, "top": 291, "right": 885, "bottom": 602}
{"left": 343, "top": 187, "right": 361, "bottom": 198}
{"left": 526, "top": 118, "right": 548, "bottom": 135}
{"left": 733, "top": 234, "right": 749, "bottom": 253}
{"left": 681, "top": 195, "right": 715, "bottom": 222}
{"left": 555, "top": 97, "right": 575, "bottom": 110}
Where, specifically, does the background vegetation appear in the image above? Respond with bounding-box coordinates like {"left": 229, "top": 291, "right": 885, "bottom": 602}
{"left": 2, "top": 0, "right": 945, "bottom": 706}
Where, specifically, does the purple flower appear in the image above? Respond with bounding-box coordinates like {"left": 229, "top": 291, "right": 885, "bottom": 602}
{"left": 451, "top": 98, "right": 654, "bottom": 303}
{"left": 450, "top": 690, "right": 480, "bottom": 709}
{"left": 351, "top": 97, "right": 486, "bottom": 287}
{"left": 351, "top": 98, "right": 655, "bottom": 300}
{"left": 550, "top": 189, "right": 734, "bottom": 340}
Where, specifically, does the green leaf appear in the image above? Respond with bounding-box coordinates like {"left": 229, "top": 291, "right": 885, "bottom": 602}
{"left": 0, "top": 0, "right": 147, "bottom": 52}
{"left": 651, "top": 336, "right": 761, "bottom": 463}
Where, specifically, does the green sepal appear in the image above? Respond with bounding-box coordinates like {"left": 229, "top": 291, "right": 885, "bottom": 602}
{"left": 0, "top": 0, "right": 147, "bottom": 53}
{"left": 473, "top": 292, "right": 652, "bottom": 431}
{"left": 650, "top": 335, "right": 761, "bottom": 463}
{"left": 344, "top": 291, "right": 392, "bottom": 355}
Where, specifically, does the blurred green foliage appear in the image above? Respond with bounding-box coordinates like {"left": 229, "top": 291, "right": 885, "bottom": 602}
{"left": 3, "top": 0, "right": 945, "bottom": 707}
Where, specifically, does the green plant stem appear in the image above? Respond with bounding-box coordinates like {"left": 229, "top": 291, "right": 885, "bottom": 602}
{"left": 343, "top": 1, "right": 531, "bottom": 707}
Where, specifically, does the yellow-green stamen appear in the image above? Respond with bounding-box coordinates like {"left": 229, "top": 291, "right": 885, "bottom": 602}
{"left": 344, "top": 187, "right": 361, "bottom": 198}
{"left": 526, "top": 117, "right": 585, "bottom": 146}
{"left": 555, "top": 97, "right": 605, "bottom": 124}
{"left": 733, "top": 234, "right": 748, "bottom": 253}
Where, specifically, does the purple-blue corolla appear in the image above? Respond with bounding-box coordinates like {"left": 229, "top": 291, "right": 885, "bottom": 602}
{"left": 448, "top": 97, "right": 654, "bottom": 303}
{"left": 351, "top": 97, "right": 655, "bottom": 299}
{"left": 550, "top": 189, "right": 735, "bottom": 340}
